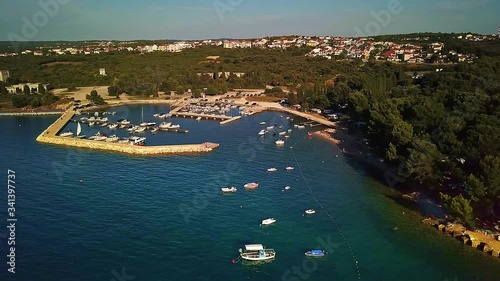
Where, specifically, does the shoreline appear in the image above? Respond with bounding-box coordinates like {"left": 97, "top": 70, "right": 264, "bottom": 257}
{"left": 312, "top": 127, "right": 500, "bottom": 260}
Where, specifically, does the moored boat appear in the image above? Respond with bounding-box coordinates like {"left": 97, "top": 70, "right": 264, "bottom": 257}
{"left": 305, "top": 209, "right": 316, "bottom": 215}
{"left": 59, "top": 130, "right": 73, "bottom": 137}
{"left": 286, "top": 166, "right": 294, "bottom": 171}
{"left": 267, "top": 168, "right": 277, "bottom": 172}
{"left": 239, "top": 244, "right": 276, "bottom": 261}
{"left": 244, "top": 182, "right": 259, "bottom": 189}
{"left": 260, "top": 122, "right": 266, "bottom": 125}
{"left": 221, "top": 187, "right": 237, "bottom": 193}
{"left": 305, "top": 250, "right": 326, "bottom": 257}
{"left": 260, "top": 218, "right": 276, "bottom": 225}
{"left": 275, "top": 140, "right": 285, "bottom": 146}
{"left": 258, "top": 129, "right": 267, "bottom": 136}
{"left": 108, "top": 123, "right": 118, "bottom": 129}
{"left": 105, "top": 135, "right": 119, "bottom": 142}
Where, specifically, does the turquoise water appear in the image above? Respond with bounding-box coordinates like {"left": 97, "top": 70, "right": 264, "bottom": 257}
{"left": 0, "top": 105, "right": 499, "bottom": 281}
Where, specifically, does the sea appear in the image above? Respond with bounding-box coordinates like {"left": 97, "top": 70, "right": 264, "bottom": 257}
{"left": 0, "top": 105, "right": 499, "bottom": 281}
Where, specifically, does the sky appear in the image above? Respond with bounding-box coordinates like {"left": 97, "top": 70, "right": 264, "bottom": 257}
{"left": 0, "top": 0, "right": 498, "bottom": 41}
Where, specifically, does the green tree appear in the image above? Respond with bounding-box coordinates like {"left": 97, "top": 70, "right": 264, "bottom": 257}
{"left": 175, "top": 86, "right": 186, "bottom": 95}
{"left": 465, "top": 174, "right": 486, "bottom": 202}
{"left": 386, "top": 143, "right": 398, "bottom": 162}
{"left": 31, "top": 97, "right": 41, "bottom": 108}
{"left": 86, "top": 90, "right": 106, "bottom": 105}
{"left": 23, "top": 85, "right": 30, "bottom": 95}
{"left": 11, "top": 95, "right": 29, "bottom": 108}
{"left": 0, "top": 84, "right": 8, "bottom": 95}
{"left": 38, "top": 84, "right": 46, "bottom": 94}
{"left": 441, "top": 193, "right": 475, "bottom": 227}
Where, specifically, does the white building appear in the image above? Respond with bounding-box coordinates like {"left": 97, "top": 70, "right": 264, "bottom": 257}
{"left": 0, "top": 70, "right": 10, "bottom": 82}
{"left": 99, "top": 68, "right": 106, "bottom": 76}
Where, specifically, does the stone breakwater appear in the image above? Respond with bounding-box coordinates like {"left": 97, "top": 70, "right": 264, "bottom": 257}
{"left": 36, "top": 105, "right": 219, "bottom": 155}
{"left": 37, "top": 135, "right": 219, "bottom": 155}
{"left": 423, "top": 218, "right": 500, "bottom": 259}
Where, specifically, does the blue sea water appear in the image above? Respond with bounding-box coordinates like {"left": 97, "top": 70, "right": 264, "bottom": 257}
{"left": 0, "top": 105, "right": 499, "bottom": 281}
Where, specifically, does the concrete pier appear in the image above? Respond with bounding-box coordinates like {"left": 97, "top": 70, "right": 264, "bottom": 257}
{"left": 0, "top": 110, "right": 64, "bottom": 116}
{"left": 168, "top": 111, "right": 232, "bottom": 121}
{"left": 36, "top": 105, "right": 219, "bottom": 156}
{"left": 220, "top": 116, "right": 242, "bottom": 125}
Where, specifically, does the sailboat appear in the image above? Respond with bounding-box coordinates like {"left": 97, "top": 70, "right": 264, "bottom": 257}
{"left": 75, "top": 122, "right": 86, "bottom": 139}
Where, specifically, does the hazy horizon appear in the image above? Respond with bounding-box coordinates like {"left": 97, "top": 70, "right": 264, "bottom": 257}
{"left": 1, "top": 0, "right": 499, "bottom": 42}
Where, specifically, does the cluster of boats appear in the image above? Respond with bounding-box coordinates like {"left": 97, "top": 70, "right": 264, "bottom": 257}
{"left": 266, "top": 166, "right": 294, "bottom": 172}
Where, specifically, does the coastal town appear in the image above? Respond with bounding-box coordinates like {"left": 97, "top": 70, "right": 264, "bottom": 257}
{"left": 2, "top": 33, "right": 497, "bottom": 63}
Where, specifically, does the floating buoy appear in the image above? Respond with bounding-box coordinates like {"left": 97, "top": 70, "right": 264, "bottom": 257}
{"left": 231, "top": 259, "right": 236, "bottom": 263}
{"left": 80, "top": 179, "right": 84, "bottom": 183}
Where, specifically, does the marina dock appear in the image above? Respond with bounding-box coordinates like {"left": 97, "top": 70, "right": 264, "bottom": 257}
{"left": 0, "top": 110, "right": 64, "bottom": 116}
{"left": 36, "top": 105, "right": 220, "bottom": 155}
{"left": 168, "top": 111, "right": 232, "bottom": 121}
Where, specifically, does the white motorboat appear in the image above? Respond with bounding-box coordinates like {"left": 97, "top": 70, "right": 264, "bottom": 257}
{"left": 266, "top": 126, "right": 274, "bottom": 130}
{"left": 88, "top": 121, "right": 95, "bottom": 126}
{"left": 108, "top": 123, "right": 118, "bottom": 129}
{"left": 258, "top": 130, "right": 267, "bottom": 136}
{"left": 286, "top": 117, "right": 290, "bottom": 120}
{"left": 284, "top": 186, "right": 291, "bottom": 190}
{"left": 221, "top": 187, "right": 237, "bottom": 193}
{"left": 127, "top": 126, "right": 139, "bottom": 132}
{"left": 297, "top": 125, "right": 305, "bottom": 129}
{"left": 140, "top": 121, "right": 156, "bottom": 127}
{"left": 196, "top": 117, "right": 202, "bottom": 121}
{"left": 288, "top": 129, "right": 292, "bottom": 133}
{"left": 168, "top": 124, "right": 180, "bottom": 129}
{"left": 153, "top": 113, "right": 160, "bottom": 117}
{"left": 279, "top": 132, "right": 286, "bottom": 136}
{"left": 158, "top": 113, "right": 167, "bottom": 118}
{"left": 286, "top": 166, "right": 294, "bottom": 171}
{"left": 260, "top": 122, "right": 266, "bottom": 125}
{"left": 260, "top": 218, "right": 276, "bottom": 225}
{"left": 135, "top": 127, "right": 147, "bottom": 133}
{"left": 275, "top": 140, "right": 285, "bottom": 146}
{"left": 130, "top": 136, "right": 146, "bottom": 146}
{"left": 305, "top": 209, "right": 316, "bottom": 215}
{"left": 100, "top": 122, "right": 108, "bottom": 127}
{"left": 59, "top": 130, "right": 73, "bottom": 137}
{"left": 267, "top": 168, "right": 277, "bottom": 172}
{"left": 150, "top": 127, "right": 159, "bottom": 134}
{"left": 118, "top": 139, "right": 129, "bottom": 144}
{"left": 244, "top": 182, "right": 259, "bottom": 190}
{"left": 285, "top": 135, "right": 290, "bottom": 138}
{"left": 94, "top": 135, "right": 108, "bottom": 141}
{"left": 239, "top": 244, "right": 276, "bottom": 261}
{"left": 105, "top": 135, "right": 119, "bottom": 142}
{"left": 159, "top": 122, "right": 171, "bottom": 130}
{"left": 120, "top": 119, "right": 131, "bottom": 125}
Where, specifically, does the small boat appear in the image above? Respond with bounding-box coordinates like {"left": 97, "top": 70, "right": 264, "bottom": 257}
{"left": 120, "top": 119, "right": 131, "bottom": 125}
{"left": 150, "top": 127, "right": 159, "bottom": 134}
{"left": 221, "top": 187, "right": 237, "bottom": 193}
{"left": 284, "top": 186, "right": 291, "bottom": 190}
{"left": 297, "top": 125, "right": 305, "bottom": 129}
{"left": 286, "top": 117, "right": 290, "bottom": 120}
{"left": 307, "top": 132, "right": 313, "bottom": 138}
{"left": 266, "top": 126, "right": 274, "bottom": 130}
{"left": 130, "top": 137, "right": 146, "bottom": 146}
{"left": 127, "top": 126, "right": 138, "bottom": 133}
{"left": 108, "top": 123, "right": 118, "bottom": 129}
{"left": 288, "top": 129, "right": 292, "bottom": 133}
{"left": 244, "top": 182, "right": 259, "bottom": 189}
{"left": 88, "top": 121, "right": 95, "bottom": 126}
{"left": 260, "top": 122, "right": 266, "bottom": 125}
{"left": 158, "top": 113, "right": 167, "bottom": 118}
{"left": 118, "top": 138, "right": 129, "bottom": 144}
{"left": 305, "top": 250, "right": 326, "bottom": 257}
{"left": 105, "top": 135, "right": 119, "bottom": 142}
{"left": 135, "top": 127, "right": 146, "bottom": 133}
{"left": 267, "top": 168, "right": 277, "bottom": 172}
{"left": 285, "top": 135, "right": 290, "bottom": 138}
{"left": 239, "top": 244, "right": 276, "bottom": 261}
{"left": 260, "top": 218, "right": 276, "bottom": 225}
{"left": 275, "top": 140, "right": 285, "bottom": 146}
{"left": 100, "top": 122, "right": 108, "bottom": 127}
{"left": 196, "top": 117, "right": 202, "bottom": 121}
{"left": 168, "top": 124, "right": 180, "bottom": 129}
{"left": 159, "top": 122, "right": 172, "bottom": 130}
{"left": 140, "top": 122, "right": 156, "bottom": 127}
{"left": 258, "top": 130, "right": 267, "bottom": 136}
{"left": 153, "top": 113, "right": 160, "bottom": 117}
{"left": 305, "top": 209, "right": 316, "bottom": 215}
{"left": 75, "top": 122, "right": 85, "bottom": 138}
{"left": 286, "top": 166, "right": 294, "bottom": 171}
{"left": 59, "top": 130, "right": 73, "bottom": 137}
{"left": 279, "top": 132, "right": 286, "bottom": 135}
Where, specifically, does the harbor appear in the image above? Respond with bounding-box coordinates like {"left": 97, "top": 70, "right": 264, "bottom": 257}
{"left": 36, "top": 105, "right": 220, "bottom": 155}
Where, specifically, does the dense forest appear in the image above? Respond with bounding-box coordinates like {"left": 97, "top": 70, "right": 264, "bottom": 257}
{"left": 0, "top": 35, "right": 498, "bottom": 227}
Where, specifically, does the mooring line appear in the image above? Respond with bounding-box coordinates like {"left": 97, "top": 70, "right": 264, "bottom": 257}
{"left": 289, "top": 139, "right": 362, "bottom": 280}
